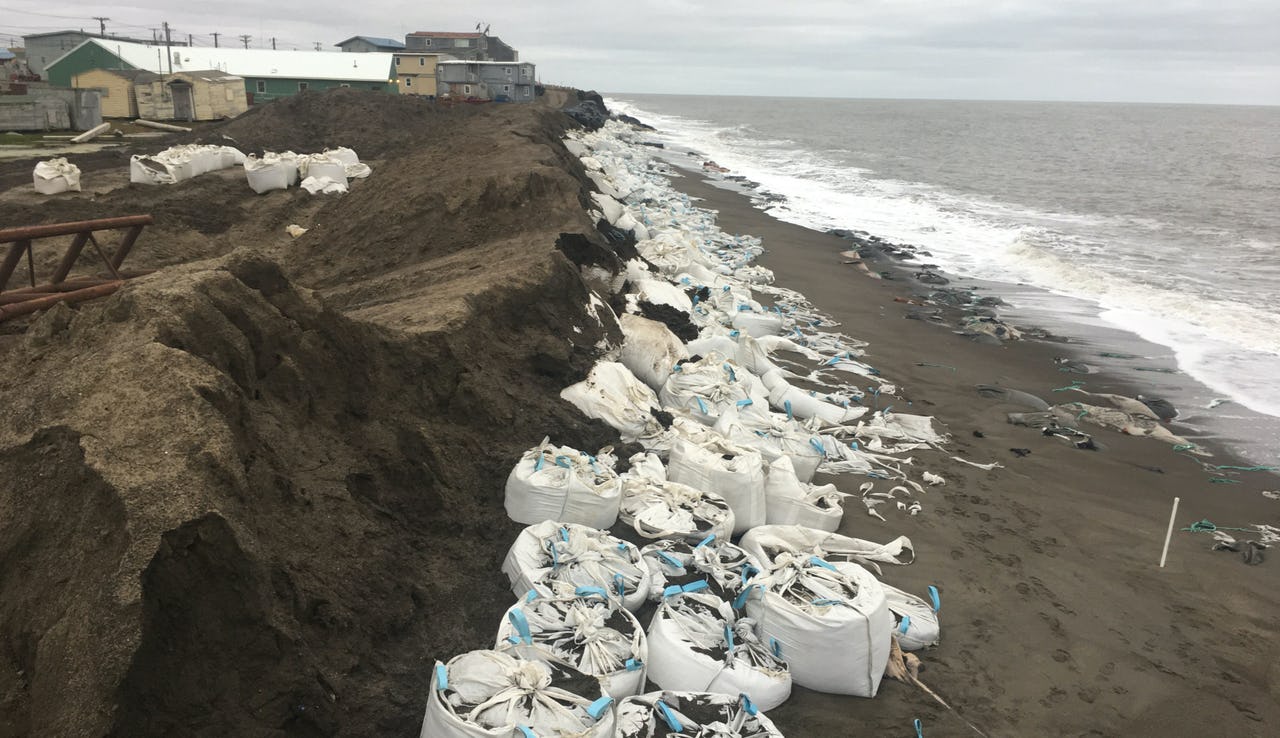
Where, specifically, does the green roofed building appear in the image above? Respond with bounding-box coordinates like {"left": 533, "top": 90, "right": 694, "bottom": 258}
{"left": 46, "top": 38, "right": 397, "bottom": 104}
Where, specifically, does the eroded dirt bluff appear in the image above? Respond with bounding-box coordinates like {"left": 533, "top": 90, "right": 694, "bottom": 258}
{"left": 0, "top": 91, "right": 631, "bottom": 736}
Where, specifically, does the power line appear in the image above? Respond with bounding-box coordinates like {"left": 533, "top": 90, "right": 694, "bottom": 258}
{"left": 0, "top": 6, "right": 91, "bottom": 20}
{"left": 91, "top": 16, "right": 109, "bottom": 37}
{"left": 238, "top": 34, "right": 251, "bottom": 49}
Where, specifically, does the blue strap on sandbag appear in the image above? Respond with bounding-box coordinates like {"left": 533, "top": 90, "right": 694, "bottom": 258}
{"left": 736, "top": 398, "right": 753, "bottom": 407}
{"left": 741, "top": 564, "right": 758, "bottom": 585}
{"left": 575, "top": 585, "right": 609, "bottom": 601}
{"left": 508, "top": 609, "right": 533, "bottom": 644}
{"left": 740, "top": 693, "right": 758, "bottom": 716}
{"left": 625, "top": 657, "right": 643, "bottom": 671}
{"left": 435, "top": 664, "right": 449, "bottom": 691}
{"left": 617, "top": 542, "right": 627, "bottom": 551}
{"left": 657, "top": 701, "right": 684, "bottom": 731}
{"left": 808, "top": 556, "right": 837, "bottom": 571}
{"left": 534, "top": 455, "right": 545, "bottom": 471}
{"left": 915, "top": 718, "right": 924, "bottom": 737}
{"left": 899, "top": 615, "right": 912, "bottom": 634}
{"left": 724, "top": 624, "right": 735, "bottom": 650}
{"left": 811, "top": 597, "right": 845, "bottom": 607}
{"left": 723, "top": 363, "right": 736, "bottom": 382}
{"left": 733, "top": 584, "right": 762, "bottom": 610}
{"left": 587, "top": 696, "right": 613, "bottom": 719}
{"left": 696, "top": 534, "right": 716, "bottom": 548}
{"left": 525, "top": 589, "right": 539, "bottom": 603}
{"left": 928, "top": 585, "right": 941, "bottom": 612}
{"left": 613, "top": 573, "right": 626, "bottom": 597}
{"left": 770, "top": 637, "right": 782, "bottom": 658}
{"left": 729, "top": 329, "right": 740, "bottom": 337}
{"left": 657, "top": 551, "right": 684, "bottom": 569}
{"left": 695, "top": 397, "right": 708, "bottom": 415}
{"left": 785, "top": 400, "right": 793, "bottom": 420}
{"left": 516, "top": 726, "right": 536, "bottom": 738}
{"left": 683, "top": 579, "right": 709, "bottom": 594}
{"left": 809, "top": 438, "right": 826, "bottom": 456}
{"left": 554, "top": 455, "right": 571, "bottom": 469}
{"left": 548, "top": 541, "right": 560, "bottom": 570}
{"left": 559, "top": 526, "right": 570, "bottom": 542}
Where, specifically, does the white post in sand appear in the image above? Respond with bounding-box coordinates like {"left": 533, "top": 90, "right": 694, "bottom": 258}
{"left": 1159, "top": 497, "right": 1180, "bottom": 568}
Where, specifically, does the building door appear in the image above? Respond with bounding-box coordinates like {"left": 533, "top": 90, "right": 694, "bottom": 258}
{"left": 170, "top": 82, "right": 195, "bottom": 121}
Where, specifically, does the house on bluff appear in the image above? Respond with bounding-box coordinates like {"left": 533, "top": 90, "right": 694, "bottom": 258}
{"left": 405, "top": 31, "right": 517, "bottom": 62}
{"left": 436, "top": 60, "right": 536, "bottom": 102}
{"left": 335, "top": 36, "right": 406, "bottom": 54}
{"left": 45, "top": 38, "right": 396, "bottom": 107}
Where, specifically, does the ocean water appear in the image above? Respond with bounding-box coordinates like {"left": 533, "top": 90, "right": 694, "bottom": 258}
{"left": 607, "top": 94, "right": 1280, "bottom": 463}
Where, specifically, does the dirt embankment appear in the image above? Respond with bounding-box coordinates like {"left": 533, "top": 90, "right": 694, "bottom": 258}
{"left": 0, "top": 90, "right": 630, "bottom": 736}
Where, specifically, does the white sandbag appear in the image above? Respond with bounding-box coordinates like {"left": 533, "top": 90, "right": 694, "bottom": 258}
{"left": 712, "top": 405, "right": 824, "bottom": 483}
{"left": 420, "top": 650, "right": 616, "bottom": 738}
{"left": 646, "top": 590, "right": 791, "bottom": 711}
{"left": 738, "top": 555, "right": 892, "bottom": 696}
{"left": 299, "top": 175, "right": 349, "bottom": 195}
{"left": 590, "top": 192, "right": 626, "bottom": 225}
{"left": 882, "top": 583, "right": 941, "bottom": 651}
{"left": 619, "top": 313, "right": 688, "bottom": 391}
{"left": 666, "top": 436, "right": 766, "bottom": 534}
{"left": 639, "top": 537, "right": 762, "bottom": 602}
{"left": 762, "top": 369, "right": 869, "bottom": 427}
{"left": 130, "top": 155, "right": 176, "bottom": 185}
{"left": 496, "top": 592, "right": 648, "bottom": 698}
{"left": 298, "top": 153, "right": 348, "bottom": 183}
{"left": 243, "top": 154, "right": 290, "bottom": 193}
{"left": 730, "top": 310, "right": 785, "bottom": 338}
{"left": 763, "top": 456, "right": 845, "bottom": 532}
{"left": 658, "top": 354, "right": 767, "bottom": 427}
{"left": 855, "top": 411, "right": 946, "bottom": 445}
{"left": 630, "top": 278, "right": 693, "bottom": 313}
{"left": 504, "top": 438, "right": 621, "bottom": 529}
{"left": 345, "top": 162, "right": 373, "bottom": 179}
{"left": 616, "top": 691, "right": 783, "bottom": 738}
{"left": 561, "top": 362, "right": 664, "bottom": 444}
{"left": 220, "top": 146, "right": 247, "bottom": 168}
{"left": 619, "top": 475, "right": 735, "bottom": 544}
{"left": 32, "top": 157, "right": 81, "bottom": 194}
{"left": 738, "top": 525, "right": 916, "bottom": 576}
{"left": 277, "top": 152, "right": 301, "bottom": 185}
{"left": 501, "top": 521, "right": 653, "bottom": 612}
{"left": 323, "top": 146, "right": 360, "bottom": 167}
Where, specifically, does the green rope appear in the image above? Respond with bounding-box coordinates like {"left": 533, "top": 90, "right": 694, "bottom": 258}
{"left": 914, "top": 362, "right": 956, "bottom": 372}
{"left": 1100, "top": 351, "right": 1140, "bottom": 359}
{"left": 1172, "top": 444, "right": 1196, "bottom": 452}
{"left": 1052, "top": 381, "right": 1085, "bottom": 392}
{"left": 1208, "top": 465, "right": 1278, "bottom": 472}
{"left": 1209, "top": 478, "right": 1241, "bottom": 484}
{"left": 1182, "top": 519, "right": 1251, "bottom": 533}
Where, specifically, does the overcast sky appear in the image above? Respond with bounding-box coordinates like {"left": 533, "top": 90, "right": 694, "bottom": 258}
{"left": 5, "top": 1, "right": 1278, "bottom": 104}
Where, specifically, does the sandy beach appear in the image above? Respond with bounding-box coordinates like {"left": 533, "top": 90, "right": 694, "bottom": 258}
{"left": 661, "top": 167, "right": 1280, "bottom": 736}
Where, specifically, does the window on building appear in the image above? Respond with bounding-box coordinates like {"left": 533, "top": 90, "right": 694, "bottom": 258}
{"left": 395, "top": 57, "right": 401, "bottom": 66}
{"left": 256, "top": 80, "right": 266, "bottom": 93}
{"left": 298, "top": 81, "right": 309, "bottom": 91}
{"left": 463, "top": 84, "right": 472, "bottom": 95}
{"left": 418, "top": 57, "right": 425, "bottom": 66}
{"left": 423, "top": 39, "right": 431, "bottom": 46}
{"left": 340, "top": 83, "right": 350, "bottom": 88}
{"left": 454, "top": 38, "right": 470, "bottom": 47}
{"left": 405, "top": 78, "right": 412, "bottom": 87}
{"left": 502, "top": 85, "right": 510, "bottom": 92}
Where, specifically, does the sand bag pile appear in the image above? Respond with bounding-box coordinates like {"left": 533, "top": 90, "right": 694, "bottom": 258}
{"left": 32, "top": 157, "right": 81, "bottom": 194}
{"left": 131, "top": 144, "right": 246, "bottom": 185}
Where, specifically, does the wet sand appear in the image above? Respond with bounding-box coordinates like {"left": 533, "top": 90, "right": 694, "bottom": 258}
{"left": 667, "top": 167, "right": 1280, "bottom": 736}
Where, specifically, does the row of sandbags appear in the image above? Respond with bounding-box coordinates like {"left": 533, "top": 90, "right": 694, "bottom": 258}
{"left": 129, "top": 143, "right": 247, "bottom": 185}
{"left": 244, "top": 146, "right": 372, "bottom": 195}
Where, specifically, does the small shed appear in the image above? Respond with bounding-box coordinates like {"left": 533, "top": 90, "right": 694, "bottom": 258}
{"left": 134, "top": 70, "right": 248, "bottom": 121}
{"left": 69, "top": 68, "right": 145, "bottom": 118}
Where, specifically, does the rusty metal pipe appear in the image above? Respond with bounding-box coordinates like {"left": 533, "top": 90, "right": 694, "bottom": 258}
{"left": 0, "top": 215, "right": 154, "bottom": 243}
{"left": 0, "top": 281, "right": 124, "bottom": 321}
{"left": 52, "top": 231, "right": 91, "bottom": 284}
{"left": 0, "top": 241, "right": 24, "bottom": 292}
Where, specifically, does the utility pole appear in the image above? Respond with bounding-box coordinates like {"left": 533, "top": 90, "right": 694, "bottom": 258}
{"left": 187, "top": 34, "right": 192, "bottom": 47}
{"left": 163, "top": 22, "right": 173, "bottom": 74}
{"left": 239, "top": 34, "right": 251, "bottom": 49}
{"left": 271, "top": 37, "right": 276, "bottom": 50}
{"left": 211, "top": 32, "right": 220, "bottom": 48}
{"left": 149, "top": 27, "right": 160, "bottom": 43}
{"left": 313, "top": 42, "right": 321, "bottom": 51}
{"left": 91, "top": 16, "right": 109, "bottom": 38}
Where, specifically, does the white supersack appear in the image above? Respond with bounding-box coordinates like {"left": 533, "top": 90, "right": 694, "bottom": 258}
{"left": 738, "top": 525, "right": 916, "bottom": 576}
{"left": 646, "top": 589, "right": 791, "bottom": 711}
{"left": 712, "top": 405, "right": 824, "bottom": 483}
{"left": 561, "top": 362, "right": 665, "bottom": 445}
{"left": 496, "top": 592, "right": 648, "bottom": 698}
{"left": 420, "top": 650, "right": 616, "bottom": 738}
{"left": 298, "top": 153, "right": 348, "bottom": 184}
{"left": 219, "top": 145, "right": 247, "bottom": 168}
{"left": 882, "top": 583, "right": 941, "bottom": 651}
{"left": 323, "top": 146, "right": 359, "bottom": 166}
{"left": 730, "top": 309, "right": 785, "bottom": 338}
{"left": 658, "top": 354, "right": 766, "bottom": 427}
{"left": 738, "top": 554, "right": 892, "bottom": 697}
{"left": 763, "top": 456, "right": 846, "bottom": 532}
{"left": 760, "top": 368, "right": 869, "bottom": 427}
{"left": 855, "top": 411, "right": 946, "bottom": 445}
{"left": 619, "top": 314, "right": 688, "bottom": 391}
{"left": 243, "top": 154, "right": 290, "bottom": 193}
{"left": 130, "top": 155, "right": 176, "bottom": 185}
{"left": 590, "top": 192, "right": 626, "bottom": 225}
{"left": 629, "top": 278, "right": 693, "bottom": 313}
{"left": 640, "top": 537, "right": 762, "bottom": 602}
{"left": 504, "top": 438, "right": 621, "bottom": 529}
{"left": 299, "top": 175, "right": 349, "bottom": 195}
{"left": 616, "top": 691, "right": 783, "bottom": 738}
{"left": 666, "top": 436, "right": 766, "bottom": 535}
{"left": 32, "top": 158, "right": 81, "bottom": 194}
{"left": 619, "top": 475, "right": 735, "bottom": 544}
{"left": 501, "top": 521, "right": 653, "bottom": 612}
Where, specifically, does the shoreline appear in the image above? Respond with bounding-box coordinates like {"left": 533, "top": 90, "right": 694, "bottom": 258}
{"left": 647, "top": 155, "right": 1280, "bottom": 735}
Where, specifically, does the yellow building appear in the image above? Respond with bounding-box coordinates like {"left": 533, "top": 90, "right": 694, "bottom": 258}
{"left": 134, "top": 70, "right": 248, "bottom": 121}
{"left": 68, "top": 67, "right": 143, "bottom": 118}
{"left": 392, "top": 52, "right": 449, "bottom": 96}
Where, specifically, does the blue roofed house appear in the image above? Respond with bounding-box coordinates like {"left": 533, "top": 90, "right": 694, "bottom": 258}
{"left": 335, "top": 36, "right": 406, "bottom": 53}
